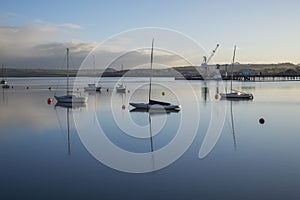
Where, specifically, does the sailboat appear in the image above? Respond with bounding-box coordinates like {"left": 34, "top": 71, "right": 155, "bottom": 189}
{"left": 220, "top": 46, "right": 253, "bottom": 100}
{"left": 55, "top": 48, "right": 88, "bottom": 104}
{"left": 1, "top": 65, "right": 9, "bottom": 89}
{"left": 129, "top": 39, "right": 181, "bottom": 111}
{"left": 84, "top": 55, "right": 101, "bottom": 92}
{"left": 116, "top": 64, "right": 126, "bottom": 93}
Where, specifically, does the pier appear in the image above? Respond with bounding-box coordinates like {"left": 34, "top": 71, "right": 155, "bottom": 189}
{"left": 176, "top": 74, "right": 300, "bottom": 81}
{"left": 223, "top": 74, "right": 300, "bottom": 81}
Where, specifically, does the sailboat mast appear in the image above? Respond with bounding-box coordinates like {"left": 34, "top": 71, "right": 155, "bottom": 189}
{"left": 66, "top": 48, "right": 70, "bottom": 96}
{"left": 148, "top": 39, "right": 154, "bottom": 104}
{"left": 231, "top": 45, "right": 236, "bottom": 92}
{"left": 2, "top": 64, "right": 4, "bottom": 80}
{"left": 93, "top": 55, "right": 96, "bottom": 84}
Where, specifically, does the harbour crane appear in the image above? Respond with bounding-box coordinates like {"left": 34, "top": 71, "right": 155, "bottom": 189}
{"left": 202, "top": 44, "right": 219, "bottom": 65}
{"left": 201, "top": 44, "right": 222, "bottom": 80}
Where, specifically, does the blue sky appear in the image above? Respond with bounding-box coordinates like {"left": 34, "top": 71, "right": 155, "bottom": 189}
{"left": 1, "top": 0, "right": 300, "bottom": 68}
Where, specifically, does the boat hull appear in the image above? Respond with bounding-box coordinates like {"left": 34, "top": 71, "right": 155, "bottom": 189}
{"left": 84, "top": 84, "right": 101, "bottom": 92}
{"left": 116, "top": 88, "right": 126, "bottom": 93}
{"left": 220, "top": 92, "right": 253, "bottom": 100}
{"left": 130, "top": 108, "right": 180, "bottom": 114}
{"left": 55, "top": 95, "right": 88, "bottom": 103}
{"left": 116, "top": 83, "right": 126, "bottom": 93}
{"left": 84, "top": 87, "right": 101, "bottom": 92}
{"left": 129, "top": 102, "right": 181, "bottom": 110}
{"left": 55, "top": 102, "right": 86, "bottom": 108}
{"left": 2, "top": 84, "right": 9, "bottom": 89}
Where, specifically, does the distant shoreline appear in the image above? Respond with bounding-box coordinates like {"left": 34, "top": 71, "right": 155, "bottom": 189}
{"left": 2, "top": 63, "right": 300, "bottom": 78}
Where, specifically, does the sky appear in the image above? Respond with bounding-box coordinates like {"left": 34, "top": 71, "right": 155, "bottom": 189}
{"left": 1, "top": 0, "right": 300, "bottom": 69}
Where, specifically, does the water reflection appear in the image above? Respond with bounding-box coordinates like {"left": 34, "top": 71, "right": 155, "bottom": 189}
{"left": 54, "top": 105, "right": 72, "bottom": 155}
{"left": 2, "top": 79, "right": 300, "bottom": 199}
{"left": 230, "top": 100, "right": 237, "bottom": 150}
{"left": 2, "top": 88, "right": 8, "bottom": 105}
{"left": 130, "top": 108, "right": 180, "bottom": 114}
{"left": 201, "top": 86, "right": 209, "bottom": 102}
{"left": 54, "top": 102, "right": 87, "bottom": 155}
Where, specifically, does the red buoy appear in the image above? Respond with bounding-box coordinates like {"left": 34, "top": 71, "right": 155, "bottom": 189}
{"left": 215, "top": 94, "right": 219, "bottom": 100}
{"left": 47, "top": 98, "right": 53, "bottom": 105}
{"left": 122, "top": 105, "right": 126, "bottom": 110}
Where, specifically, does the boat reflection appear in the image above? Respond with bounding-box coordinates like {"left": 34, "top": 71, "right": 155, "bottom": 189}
{"left": 2, "top": 88, "right": 8, "bottom": 105}
{"left": 54, "top": 102, "right": 86, "bottom": 155}
{"left": 230, "top": 100, "right": 237, "bottom": 150}
{"left": 55, "top": 102, "right": 87, "bottom": 109}
{"left": 130, "top": 108, "right": 180, "bottom": 115}
{"left": 130, "top": 105, "right": 181, "bottom": 171}
{"left": 201, "top": 86, "right": 209, "bottom": 102}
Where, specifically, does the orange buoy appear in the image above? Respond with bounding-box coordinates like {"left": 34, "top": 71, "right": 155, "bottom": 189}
{"left": 122, "top": 105, "right": 126, "bottom": 110}
{"left": 47, "top": 98, "right": 53, "bottom": 105}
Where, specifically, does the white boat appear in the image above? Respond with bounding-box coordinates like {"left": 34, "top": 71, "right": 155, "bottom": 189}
{"left": 55, "top": 48, "right": 87, "bottom": 104}
{"left": 84, "top": 55, "right": 101, "bottom": 92}
{"left": 1, "top": 64, "right": 9, "bottom": 89}
{"left": 220, "top": 45, "right": 253, "bottom": 100}
{"left": 116, "top": 64, "right": 126, "bottom": 93}
{"left": 84, "top": 83, "right": 101, "bottom": 92}
{"left": 129, "top": 39, "right": 181, "bottom": 111}
{"left": 116, "top": 83, "right": 126, "bottom": 93}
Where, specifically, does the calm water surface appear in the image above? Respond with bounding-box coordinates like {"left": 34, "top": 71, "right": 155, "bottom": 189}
{"left": 1, "top": 78, "right": 300, "bottom": 200}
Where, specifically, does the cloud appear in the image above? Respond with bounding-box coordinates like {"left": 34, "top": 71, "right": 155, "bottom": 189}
{"left": 0, "top": 18, "right": 192, "bottom": 69}
{"left": 0, "top": 21, "right": 96, "bottom": 68}
{"left": 58, "top": 23, "right": 82, "bottom": 29}
{"left": 80, "top": 46, "right": 192, "bottom": 71}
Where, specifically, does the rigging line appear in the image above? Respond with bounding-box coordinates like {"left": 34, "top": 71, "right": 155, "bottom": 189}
{"left": 93, "top": 55, "right": 96, "bottom": 84}
{"left": 67, "top": 48, "right": 70, "bottom": 96}
{"left": 54, "top": 51, "right": 67, "bottom": 95}
{"left": 69, "top": 51, "right": 82, "bottom": 95}
{"left": 1, "top": 64, "right": 4, "bottom": 79}
{"left": 230, "top": 45, "right": 236, "bottom": 92}
{"left": 148, "top": 38, "right": 154, "bottom": 104}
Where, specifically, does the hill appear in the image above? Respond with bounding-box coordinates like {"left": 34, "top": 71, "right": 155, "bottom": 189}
{"left": 2, "top": 63, "right": 300, "bottom": 77}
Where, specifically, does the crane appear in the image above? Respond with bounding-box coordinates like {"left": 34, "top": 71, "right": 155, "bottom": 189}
{"left": 202, "top": 44, "right": 219, "bottom": 65}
